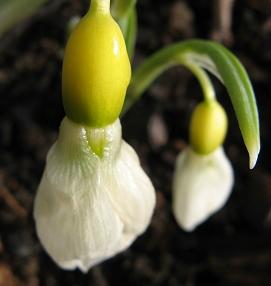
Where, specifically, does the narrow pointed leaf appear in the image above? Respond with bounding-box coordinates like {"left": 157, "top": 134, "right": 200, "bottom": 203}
{"left": 112, "top": 0, "right": 137, "bottom": 60}
{"left": 117, "top": 8, "right": 137, "bottom": 60}
{"left": 111, "top": 0, "right": 136, "bottom": 19}
{"left": 125, "top": 40, "right": 260, "bottom": 168}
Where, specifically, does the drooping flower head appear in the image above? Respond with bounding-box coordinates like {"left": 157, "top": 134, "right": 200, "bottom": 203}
{"left": 34, "top": 0, "right": 155, "bottom": 272}
{"left": 172, "top": 100, "right": 234, "bottom": 231}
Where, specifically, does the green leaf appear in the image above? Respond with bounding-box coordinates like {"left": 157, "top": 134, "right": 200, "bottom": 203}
{"left": 0, "top": 0, "right": 47, "bottom": 38}
{"left": 111, "top": 0, "right": 136, "bottom": 19}
{"left": 117, "top": 8, "right": 137, "bottom": 60}
{"left": 111, "top": 0, "right": 137, "bottom": 60}
{"left": 125, "top": 39, "right": 260, "bottom": 168}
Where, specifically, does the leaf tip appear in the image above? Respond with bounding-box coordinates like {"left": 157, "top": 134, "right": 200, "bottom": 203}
{"left": 249, "top": 140, "right": 260, "bottom": 169}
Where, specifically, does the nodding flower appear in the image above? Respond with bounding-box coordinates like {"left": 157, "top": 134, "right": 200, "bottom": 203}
{"left": 172, "top": 100, "right": 234, "bottom": 231}
{"left": 34, "top": 1, "right": 155, "bottom": 272}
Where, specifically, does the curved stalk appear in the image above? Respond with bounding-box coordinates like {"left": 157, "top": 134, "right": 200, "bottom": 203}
{"left": 124, "top": 39, "right": 260, "bottom": 168}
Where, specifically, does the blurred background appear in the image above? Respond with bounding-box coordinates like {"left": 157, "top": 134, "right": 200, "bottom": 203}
{"left": 1, "top": 0, "right": 271, "bottom": 285}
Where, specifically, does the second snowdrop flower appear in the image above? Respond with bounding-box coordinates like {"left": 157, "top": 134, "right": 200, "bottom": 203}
{"left": 172, "top": 100, "right": 234, "bottom": 231}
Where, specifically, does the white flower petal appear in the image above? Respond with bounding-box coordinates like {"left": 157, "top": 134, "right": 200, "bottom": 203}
{"left": 34, "top": 117, "right": 155, "bottom": 272}
{"left": 109, "top": 141, "right": 156, "bottom": 241}
{"left": 172, "top": 147, "right": 234, "bottom": 232}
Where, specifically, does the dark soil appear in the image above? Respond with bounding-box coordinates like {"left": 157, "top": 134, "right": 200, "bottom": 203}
{"left": 1, "top": 0, "right": 271, "bottom": 285}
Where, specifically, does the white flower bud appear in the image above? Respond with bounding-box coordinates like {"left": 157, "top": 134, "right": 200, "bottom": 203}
{"left": 34, "top": 117, "right": 155, "bottom": 272}
{"left": 172, "top": 147, "right": 233, "bottom": 232}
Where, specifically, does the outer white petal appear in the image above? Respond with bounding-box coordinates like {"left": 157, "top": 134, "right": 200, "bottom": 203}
{"left": 34, "top": 117, "right": 155, "bottom": 272}
{"left": 109, "top": 141, "right": 156, "bottom": 249}
{"left": 172, "top": 147, "right": 234, "bottom": 232}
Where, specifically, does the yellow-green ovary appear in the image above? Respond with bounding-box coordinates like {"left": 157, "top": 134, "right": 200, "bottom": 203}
{"left": 62, "top": 11, "right": 131, "bottom": 127}
{"left": 189, "top": 101, "right": 228, "bottom": 154}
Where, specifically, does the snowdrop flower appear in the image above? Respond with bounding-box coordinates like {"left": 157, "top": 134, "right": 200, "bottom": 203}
{"left": 172, "top": 100, "right": 234, "bottom": 231}
{"left": 172, "top": 147, "right": 233, "bottom": 231}
{"left": 34, "top": 2, "right": 155, "bottom": 271}
{"left": 34, "top": 117, "right": 155, "bottom": 272}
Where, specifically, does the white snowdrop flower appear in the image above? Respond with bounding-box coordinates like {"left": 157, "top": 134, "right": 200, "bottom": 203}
{"left": 34, "top": 117, "right": 155, "bottom": 272}
{"left": 172, "top": 147, "right": 234, "bottom": 232}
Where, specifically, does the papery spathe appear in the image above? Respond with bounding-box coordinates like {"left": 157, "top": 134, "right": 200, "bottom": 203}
{"left": 172, "top": 147, "right": 233, "bottom": 232}
{"left": 34, "top": 117, "right": 155, "bottom": 272}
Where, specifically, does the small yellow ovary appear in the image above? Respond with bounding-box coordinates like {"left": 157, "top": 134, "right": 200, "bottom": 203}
{"left": 189, "top": 101, "right": 228, "bottom": 154}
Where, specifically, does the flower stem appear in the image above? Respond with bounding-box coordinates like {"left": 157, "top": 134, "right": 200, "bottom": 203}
{"left": 123, "top": 46, "right": 216, "bottom": 114}
{"left": 90, "top": 0, "right": 110, "bottom": 14}
{"left": 183, "top": 62, "right": 215, "bottom": 102}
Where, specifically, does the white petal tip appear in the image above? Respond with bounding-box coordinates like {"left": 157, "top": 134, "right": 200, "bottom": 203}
{"left": 180, "top": 224, "right": 196, "bottom": 232}
{"left": 57, "top": 259, "right": 90, "bottom": 273}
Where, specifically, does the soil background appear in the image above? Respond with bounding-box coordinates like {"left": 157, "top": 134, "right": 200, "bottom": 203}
{"left": 1, "top": 0, "right": 271, "bottom": 285}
